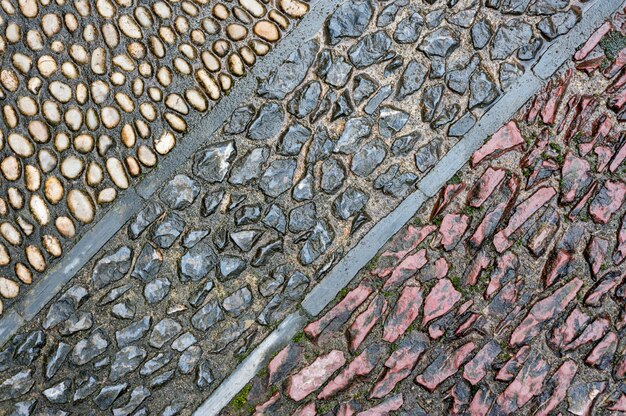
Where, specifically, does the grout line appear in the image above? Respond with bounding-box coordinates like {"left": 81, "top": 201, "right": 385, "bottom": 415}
{"left": 193, "top": 0, "right": 626, "bottom": 413}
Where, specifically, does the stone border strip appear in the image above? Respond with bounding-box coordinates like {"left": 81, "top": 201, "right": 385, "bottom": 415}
{"left": 194, "top": 0, "right": 626, "bottom": 414}
{"left": 0, "top": 0, "right": 345, "bottom": 348}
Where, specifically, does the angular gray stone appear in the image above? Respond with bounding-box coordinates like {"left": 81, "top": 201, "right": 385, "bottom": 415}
{"left": 129, "top": 201, "right": 163, "bottom": 239}
{"left": 289, "top": 202, "right": 318, "bottom": 233}
{"left": 0, "top": 370, "right": 34, "bottom": 402}
{"left": 113, "top": 386, "right": 150, "bottom": 416}
{"left": 419, "top": 27, "right": 460, "bottom": 57}
{"left": 258, "top": 39, "right": 319, "bottom": 99}
{"left": 491, "top": 19, "right": 532, "bottom": 60}
{"left": 92, "top": 247, "right": 132, "bottom": 289}
{"left": 374, "top": 165, "right": 418, "bottom": 197}
{"left": 348, "top": 31, "right": 392, "bottom": 68}
{"left": 415, "top": 139, "right": 441, "bottom": 171}
{"left": 279, "top": 122, "right": 311, "bottom": 156}
{"left": 394, "top": 11, "right": 423, "bottom": 43}
{"left": 192, "top": 140, "right": 237, "bottom": 183}
{"left": 229, "top": 147, "right": 269, "bottom": 186}
{"left": 263, "top": 204, "right": 287, "bottom": 234}
{"left": 178, "top": 346, "right": 202, "bottom": 374}
{"left": 151, "top": 213, "right": 184, "bottom": 249}
{"left": 351, "top": 139, "right": 387, "bottom": 176}
{"left": 326, "top": 0, "right": 373, "bottom": 45}
{"left": 379, "top": 106, "right": 409, "bottom": 138}
{"left": 131, "top": 243, "right": 162, "bottom": 282}
{"left": 260, "top": 159, "right": 296, "bottom": 197}
{"left": 149, "top": 318, "right": 182, "bottom": 349}
{"left": 110, "top": 346, "right": 147, "bottom": 382}
{"left": 317, "top": 50, "right": 353, "bottom": 88}
{"left": 333, "top": 186, "right": 369, "bottom": 220}
{"left": 224, "top": 105, "right": 255, "bottom": 135}
{"left": 116, "top": 316, "right": 151, "bottom": 348}
{"left": 397, "top": 59, "right": 429, "bottom": 100}
{"left": 353, "top": 74, "right": 379, "bottom": 106}
{"left": 180, "top": 242, "right": 217, "bottom": 282}
{"left": 469, "top": 69, "right": 499, "bottom": 109}
{"left": 43, "top": 379, "right": 71, "bottom": 404}
{"left": 140, "top": 352, "right": 173, "bottom": 376}
{"left": 144, "top": 277, "right": 170, "bottom": 304}
{"left": 94, "top": 384, "right": 127, "bottom": 411}
{"left": 45, "top": 342, "right": 70, "bottom": 380}
{"left": 288, "top": 81, "right": 322, "bottom": 119}
{"left": 159, "top": 175, "right": 200, "bottom": 210}
{"left": 223, "top": 286, "right": 252, "bottom": 317}
{"left": 471, "top": 18, "right": 492, "bottom": 49}
{"left": 247, "top": 102, "right": 284, "bottom": 141}
{"left": 191, "top": 299, "right": 224, "bottom": 331}
{"left": 334, "top": 117, "right": 372, "bottom": 154}
{"left": 70, "top": 329, "right": 109, "bottom": 366}
{"left": 321, "top": 157, "right": 346, "bottom": 193}
{"left": 537, "top": 7, "right": 580, "bottom": 40}
{"left": 218, "top": 255, "right": 246, "bottom": 281}
{"left": 299, "top": 220, "right": 335, "bottom": 265}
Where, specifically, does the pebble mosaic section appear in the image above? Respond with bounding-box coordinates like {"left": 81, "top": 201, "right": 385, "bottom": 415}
{"left": 227, "top": 12, "right": 626, "bottom": 415}
{"left": 0, "top": 0, "right": 308, "bottom": 314}
{"left": 0, "top": 0, "right": 602, "bottom": 415}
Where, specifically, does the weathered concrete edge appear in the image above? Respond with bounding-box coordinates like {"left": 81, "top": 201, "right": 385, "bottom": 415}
{"left": 0, "top": 190, "right": 143, "bottom": 346}
{"left": 195, "top": 1, "right": 626, "bottom": 413}
{"left": 193, "top": 311, "right": 307, "bottom": 416}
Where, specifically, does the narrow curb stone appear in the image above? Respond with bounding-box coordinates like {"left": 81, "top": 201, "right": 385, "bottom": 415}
{"left": 194, "top": 0, "right": 626, "bottom": 413}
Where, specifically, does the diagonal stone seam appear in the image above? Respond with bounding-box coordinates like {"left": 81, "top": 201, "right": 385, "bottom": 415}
{"left": 195, "top": 0, "right": 626, "bottom": 413}
{"left": 0, "top": 0, "right": 344, "bottom": 349}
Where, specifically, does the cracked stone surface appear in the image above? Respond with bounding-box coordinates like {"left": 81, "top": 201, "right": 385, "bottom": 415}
{"left": 0, "top": 0, "right": 620, "bottom": 415}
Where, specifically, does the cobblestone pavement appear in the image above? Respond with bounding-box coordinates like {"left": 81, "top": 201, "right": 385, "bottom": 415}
{"left": 0, "top": 0, "right": 623, "bottom": 415}
{"left": 0, "top": 0, "right": 308, "bottom": 312}
{"left": 226, "top": 9, "right": 626, "bottom": 415}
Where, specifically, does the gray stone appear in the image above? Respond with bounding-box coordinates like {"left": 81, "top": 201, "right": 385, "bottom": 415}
{"left": 197, "top": 361, "right": 214, "bottom": 389}
{"left": 10, "top": 400, "right": 36, "bottom": 416}
{"left": 288, "top": 81, "right": 322, "bottom": 118}
{"left": 419, "top": 27, "right": 460, "bottom": 57}
{"left": 432, "top": 103, "right": 460, "bottom": 128}
{"left": 140, "top": 352, "right": 173, "bottom": 376}
{"left": 260, "top": 159, "right": 296, "bottom": 197}
{"left": 129, "top": 201, "right": 163, "bottom": 239}
{"left": 293, "top": 169, "right": 315, "bottom": 201}
{"left": 193, "top": 140, "right": 237, "bottom": 183}
{"left": 446, "top": 55, "right": 480, "bottom": 94}
{"left": 500, "top": 61, "right": 524, "bottom": 90}
{"left": 99, "top": 284, "right": 131, "bottom": 306}
{"left": 263, "top": 204, "right": 287, "bottom": 234}
{"left": 182, "top": 230, "right": 210, "bottom": 248}
{"left": 471, "top": 18, "right": 492, "bottom": 49}
{"left": 351, "top": 139, "right": 387, "bottom": 176}
{"left": 326, "top": 0, "right": 373, "bottom": 45}
{"left": 229, "top": 147, "right": 269, "bottom": 185}
{"left": 421, "top": 83, "right": 445, "bottom": 122}
{"left": 178, "top": 346, "right": 202, "bottom": 374}
{"left": 73, "top": 375, "right": 98, "bottom": 403}
{"left": 491, "top": 19, "right": 533, "bottom": 60}
{"left": 537, "top": 7, "right": 580, "bottom": 40}
{"left": 331, "top": 90, "right": 354, "bottom": 120}
{"left": 258, "top": 39, "right": 319, "bottom": 99}
{"left": 92, "top": 247, "right": 132, "bottom": 289}
{"left": 110, "top": 346, "right": 147, "bottom": 382}
{"left": 144, "top": 277, "right": 170, "bottom": 304}
{"left": 448, "top": 112, "right": 477, "bottom": 137}
{"left": 252, "top": 239, "right": 283, "bottom": 267}
{"left": 149, "top": 318, "right": 182, "bottom": 349}
{"left": 14, "top": 330, "right": 45, "bottom": 365}
{"left": 374, "top": 165, "right": 418, "bottom": 197}
{"left": 180, "top": 242, "right": 217, "bottom": 282}
{"left": 469, "top": 69, "right": 500, "bottom": 109}
{"left": 172, "top": 332, "right": 197, "bottom": 352}
{"left": 378, "top": 0, "right": 408, "bottom": 27}
{"left": 392, "top": 131, "right": 421, "bottom": 156}
{"left": 529, "top": 0, "right": 569, "bottom": 15}
{"left": 321, "top": 157, "right": 346, "bottom": 193}
{"left": 235, "top": 204, "right": 262, "bottom": 226}
{"left": 59, "top": 311, "right": 93, "bottom": 336}
{"left": 258, "top": 272, "right": 310, "bottom": 325}
{"left": 201, "top": 190, "right": 225, "bottom": 217}
{"left": 0, "top": 370, "right": 34, "bottom": 402}
{"left": 42, "top": 379, "right": 71, "bottom": 404}
{"left": 289, "top": 202, "right": 318, "bottom": 233}
{"left": 279, "top": 122, "right": 311, "bottom": 156}
{"left": 116, "top": 316, "right": 151, "bottom": 348}
{"left": 224, "top": 105, "right": 255, "bottom": 135}
{"left": 518, "top": 38, "right": 543, "bottom": 61}
{"left": 159, "top": 175, "right": 200, "bottom": 210}
{"left": 151, "top": 213, "right": 184, "bottom": 249}
{"left": 394, "top": 11, "right": 423, "bottom": 43}
{"left": 43, "top": 286, "right": 88, "bottom": 329}
{"left": 113, "top": 386, "right": 150, "bottom": 416}
{"left": 191, "top": 299, "right": 224, "bottom": 331}
{"left": 379, "top": 106, "right": 409, "bottom": 138}
{"left": 247, "top": 102, "right": 284, "bottom": 141}
{"left": 334, "top": 117, "right": 372, "bottom": 154}
{"left": 70, "top": 329, "right": 109, "bottom": 366}
{"left": 299, "top": 220, "right": 335, "bottom": 265}
{"left": 334, "top": 187, "right": 369, "bottom": 220}
{"left": 111, "top": 301, "right": 135, "bottom": 319}
{"left": 131, "top": 243, "right": 162, "bottom": 282}
{"left": 317, "top": 50, "right": 353, "bottom": 88}
{"left": 348, "top": 31, "right": 393, "bottom": 68}
{"left": 307, "top": 126, "right": 334, "bottom": 164}
{"left": 501, "top": 0, "right": 531, "bottom": 14}
{"left": 353, "top": 74, "right": 379, "bottom": 105}
{"left": 364, "top": 85, "right": 393, "bottom": 115}
{"left": 94, "top": 384, "right": 127, "bottom": 410}
{"left": 218, "top": 255, "right": 247, "bottom": 281}
{"left": 415, "top": 138, "right": 442, "bottom": 172}
{"left": 223, "top": 286, "right": 252, "bottom": 317}
{"left": 425, "top": 8, "right": 445, "bottom": 29}
{"left": 230, "top": 229, "right": 263, "bottom": 252}
{"left": 260, "top": 266, "right": 287, "bottom": 297}
{"left": 149, "top": 370, "right": 174, "bottom": 389}
{"left": 45, "top": 342, "right": 70, "bottom": 380}
{"left": 397, "top": 59, "right": 429, "bottom": 100}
